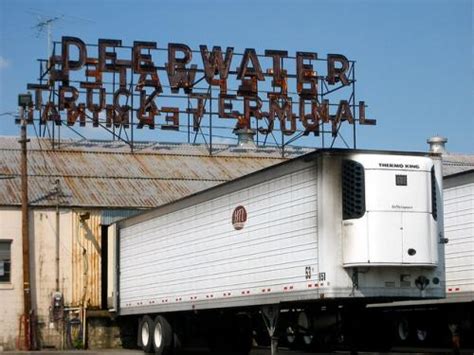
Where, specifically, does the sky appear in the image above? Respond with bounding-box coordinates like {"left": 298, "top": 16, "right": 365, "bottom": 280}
{"left": 0, "top": 0, "right": 472, "bottom": 153}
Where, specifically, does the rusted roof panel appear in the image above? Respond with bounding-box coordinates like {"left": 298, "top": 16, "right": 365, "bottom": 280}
{"left": 442, "top": 153, "right": 474, "bottom": 176}
{"left": 0, "top": 137, "right": 312, "bottom": 208}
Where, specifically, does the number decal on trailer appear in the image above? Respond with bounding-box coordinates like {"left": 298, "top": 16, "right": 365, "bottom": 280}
{"left": 319, "top": 272, "right": 326, "bottom": 281}
{"left": 305, "top": 266, "right": 312, "bottom": 280}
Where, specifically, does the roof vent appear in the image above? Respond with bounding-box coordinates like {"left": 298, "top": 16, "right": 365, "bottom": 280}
{"left": 234, "top": 128, "right": 256, "bottom": 149}
{"left": 427, "top": 136, "right": 447, "bottom": 154}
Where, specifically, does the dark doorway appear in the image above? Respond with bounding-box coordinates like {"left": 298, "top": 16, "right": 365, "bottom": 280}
{"left": 101, "top": 225, "right": 108, "bottom": 309}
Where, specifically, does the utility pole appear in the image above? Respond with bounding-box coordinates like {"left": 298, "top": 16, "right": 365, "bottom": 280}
{"left": 18, "top": 94, "right": 32, "bottom": 350}
{"left": 55, "top": 179, "right": 60, "bottom": 291}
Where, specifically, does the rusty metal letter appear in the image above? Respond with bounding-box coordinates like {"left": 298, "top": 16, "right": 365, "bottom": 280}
{"left": 167, "top": 43, "right": 197, "bottom": 94}
{"left": 237, "top": 49, "right": 264, "bottom": 97}
{"left": 265, "top": 50, "right": 288, "bottom": 96}
{"left": 48, "top": 54, "right": 68, "bottom": 84}
{"left": 41, "top": 102, "right": 61, "bottom": 125}
{"left": 98, "top": 39, "right": 122, "bottom": 72}
{"left": 66, "top": 104, "right": 86, "bottom": 127}
{"left": 327, "top": 54, "right": 350, "bottom": 86}
{"left": 87, "top": 88, "right": 106, "bottom": 127}
{"left": 27, "top": 84, "right": 49, "bottom": 110}
{"left": 106, "top": 88, "right": 130, "bottom": 128}
{"left": 161, "top": 107, "right": 180, "bottom": 131}
{"left": 237, "top": 49, "right": 264, "bottom": 80}
{"left": 242, "top": 96, "right": 267, "bottom": 131}
{"left": 80, "top": 58, "right": 103, "bottom": 89}
{"left": 134, "top": 42, "right": 163, "bottom": 92}
{"left": 331, "top": 100, "right": 354, "bottom": 136}
{"left": 200, "top": 45, "right": 233, "bottom": 93}
{"left": 299, "top": 98, "right": 330, "bottom": 136}
{"left": 218, "top": 94, "right": 240, "bottom": 119}
{"left": 296, "top": 52, "right": 318, "bottom": 99}
{"left": 59, "top": 86, "right": 79, "bottom": 110}
{"left": 86, "top": 88, "right": 106, "bottom": 111}
{"left": 358, "top": 101, "right": 376, "bottom": 125}
{"left": 133, "top": 41, "right": 157, "bottom": 73}
{"left": 137, "top": 90, "right": 159, "bottom": 129}
{"left": 61, "top": 37, "right": 86, "bottom": 76}
{"left": 186, "top": 94, "right": 208, "bottom": 131}
{"left": 269, "top": 97, "right": 296, "bottom": 136}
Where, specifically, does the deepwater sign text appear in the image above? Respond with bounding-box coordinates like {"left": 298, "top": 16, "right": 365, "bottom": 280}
{"left": 25, "top": 37, "right": 376, "bottom": 137}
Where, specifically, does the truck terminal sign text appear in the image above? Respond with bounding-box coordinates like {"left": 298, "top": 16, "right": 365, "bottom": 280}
{"left": 23, "top": 37, "right": 376, "bottom": 138}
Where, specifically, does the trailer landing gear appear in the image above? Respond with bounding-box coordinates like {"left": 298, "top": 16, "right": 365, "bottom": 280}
{"left": 261, "top": 305, "right": 279, "bottom": 355}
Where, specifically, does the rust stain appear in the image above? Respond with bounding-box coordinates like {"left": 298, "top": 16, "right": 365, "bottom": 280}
{"left": 0, "top": 137, "right": 303, "bottom": 208}
{"left": 72, "top": 210, "right": 102, "bottom": 308}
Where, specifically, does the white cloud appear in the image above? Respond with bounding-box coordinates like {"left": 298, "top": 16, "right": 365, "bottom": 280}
{"left": 0, "top": 56, "right": 10, "bottom": 69}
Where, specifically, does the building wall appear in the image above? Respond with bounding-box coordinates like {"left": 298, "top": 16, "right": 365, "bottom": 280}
{"left": 0, "top": 206, "right": 136, "bottom": 350}
{"left": 0, "top": 208, "right": 23, "bottom": 351}
{"left": 31, "top": 209, "right": 74, "bottom": 348}
{"left": 0, "top": 208, "right": 83, "bottom": 350}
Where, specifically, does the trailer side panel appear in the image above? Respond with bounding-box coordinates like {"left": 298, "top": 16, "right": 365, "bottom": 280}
{"left": 119, "top": 165, "right": 318, "bottom": 315}
{"left": 444, "top": 175, "right": 474, "bottom": 298}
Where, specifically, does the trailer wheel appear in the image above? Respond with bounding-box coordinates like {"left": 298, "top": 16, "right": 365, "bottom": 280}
{"left": 416, "top": 327, "right": 428, "bottom": 342}
{"left": 153, "top": 315, "right": 172, "bottom": 355}
{"left": 231, "top": 313, "right": 253, "bottom": 353}
{"left": 285, "top": 325, "right": 297, "bottom": 348}
{"left": 139, "top": 315, "right": 154, "bottom": 353}
{"left": 397, "top": 317, "right": 410, "bottom": 342}
{"left": 297, "top": 311, "right": 314, "bottom": 348}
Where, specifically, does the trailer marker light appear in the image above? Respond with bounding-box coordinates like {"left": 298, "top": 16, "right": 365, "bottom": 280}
{"left": 455, "top": 288, "right": 460, "bottom": 291}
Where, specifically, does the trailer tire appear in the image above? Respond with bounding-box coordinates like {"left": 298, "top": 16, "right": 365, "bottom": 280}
{"left": 297, "top": 311, "right": 314, "bottom": 349}
{"left": 416, "top": 327, "right": 429, "bottom": 343}
{"left": 230, "top": 313, "right": 253, "bottom": 354}
{"left": 285, "top": 325, "right": 297, "bottom": 349}
{"left": 396, "top": 317, "right": 410, "bottom": 343}
{"left": 139, "top": 315, "right": 154, "bottom": 353}
{"left": 153, "top": 315, "right": 173, "bottom": 355}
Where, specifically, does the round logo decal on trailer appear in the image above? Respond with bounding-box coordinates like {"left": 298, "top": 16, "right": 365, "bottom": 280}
{"left": 232, "top": 205, "right": 247, "bottom": 230}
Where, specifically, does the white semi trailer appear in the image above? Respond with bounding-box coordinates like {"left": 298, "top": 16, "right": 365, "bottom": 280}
{"left": 372, "top": 168, "right": 473, "bottom": 349}
{"left": 108, "top": 149, "right": 444, "bottom": 354}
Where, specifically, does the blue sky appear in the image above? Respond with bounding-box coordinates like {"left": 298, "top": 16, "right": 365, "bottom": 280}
{"left": 0, "top": 0, "right": 472, "bottom": 153}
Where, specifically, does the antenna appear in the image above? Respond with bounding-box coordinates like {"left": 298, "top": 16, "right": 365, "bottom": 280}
{"left": 30, "top": 12, "right": 63, "bottom": 62}
{"left": 28, "top": 9, "right": 93, "bottom": 64}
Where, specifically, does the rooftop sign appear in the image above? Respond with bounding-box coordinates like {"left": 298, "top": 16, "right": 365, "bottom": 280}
{"left": 23, "top": 37, "right": 375, "bottom": 148}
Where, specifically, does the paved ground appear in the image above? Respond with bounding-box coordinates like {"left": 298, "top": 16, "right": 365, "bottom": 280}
{"left": 2, "top": 348, "right": 474, "bottom": 354}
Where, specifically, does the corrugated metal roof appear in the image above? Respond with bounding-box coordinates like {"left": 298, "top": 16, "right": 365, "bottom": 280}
{"left": 0, "top": 137, "right": 313, "bottom": 208}
{"left": 442, "top": 153, "right": 474, "bottom": 176}
{"left": 2, "top": 137, "right": 471, "bottom": 208}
